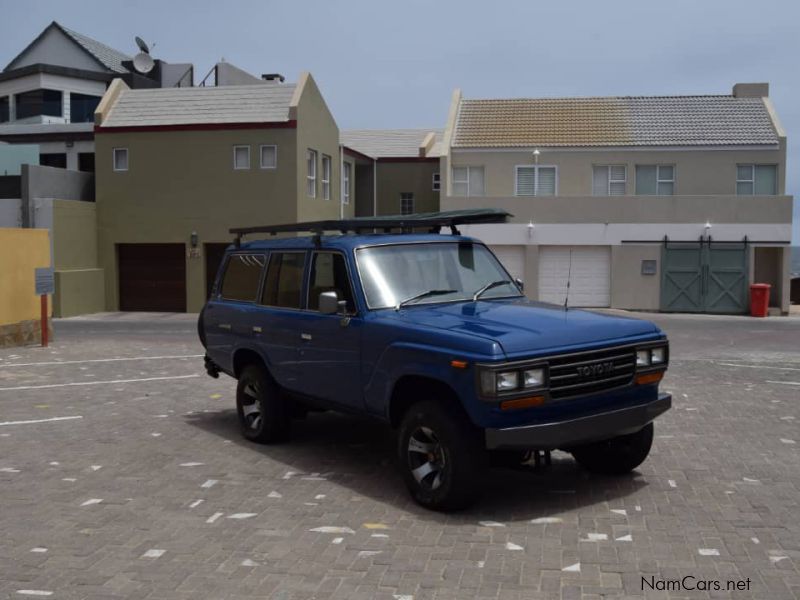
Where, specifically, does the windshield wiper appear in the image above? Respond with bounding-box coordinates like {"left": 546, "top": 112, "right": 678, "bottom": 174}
{"left": 472, "top": 280, "right": 515, "bottom": 302}
{"left": 396, "top": 289, "right": 457, "bottom": 310}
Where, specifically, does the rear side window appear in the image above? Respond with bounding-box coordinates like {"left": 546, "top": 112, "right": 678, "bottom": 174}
{"left": 308, "top": 252, "right": 355, "bottom": 313}
{"left": 261, "top": 252, "right": 306, "bottom": 309}
{"left": 220, "top": 254, "right": 265, "bottom": 301}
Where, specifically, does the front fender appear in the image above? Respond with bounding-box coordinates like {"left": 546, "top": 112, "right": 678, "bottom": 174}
{"left": 364, "top": 341, "right": 482, "bottom": 424}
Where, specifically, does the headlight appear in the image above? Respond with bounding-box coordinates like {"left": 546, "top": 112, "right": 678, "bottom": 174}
{"left": 496, "top": 371, "right": 519, "bottom": 391}
{"left": 651, "top": 347, "right": 666, "bottom": 364}
{"left": 523, "top": 368, "right": 545, "bottom": 388}
{"left": 636, "top": 350, "right": 651, "bottom": 367}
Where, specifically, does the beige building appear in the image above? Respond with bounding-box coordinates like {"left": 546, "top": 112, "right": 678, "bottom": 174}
{"left": 94, "top": 72, "right": 354, "bottom": 312}
{"left": 341, "top": 129, "right": 441, "bottom": 217}
{"left": 440, "top": 83, "right": 793, "bottom": 314}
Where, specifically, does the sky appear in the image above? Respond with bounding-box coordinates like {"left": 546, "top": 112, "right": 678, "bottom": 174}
{"left": 2, "top": 0, "right": 798, "bottom": 243}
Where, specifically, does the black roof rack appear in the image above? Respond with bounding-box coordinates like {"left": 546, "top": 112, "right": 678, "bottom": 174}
{"left": 229, "top": 208, "right": 512, "bottom": 245}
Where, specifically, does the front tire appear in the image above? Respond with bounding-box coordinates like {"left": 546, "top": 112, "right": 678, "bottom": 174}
{"left": 571, "top": 422, "right": 654, "bottom": 475}
{"left": 236, "top": 364, "right": 290, "bottom": 443}
{"left": 397, "top": 400, "right": 484, "bottom": 511}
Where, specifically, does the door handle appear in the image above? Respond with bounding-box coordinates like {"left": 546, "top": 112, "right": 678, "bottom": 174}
{"left": 218, "top": 323, "right": 231, "bottom": 330}
{"left": 300, "top": 333, "right": 312, "bottom": 341}
{"left": 252, "top": 326, "right": 262, "bottom": 333}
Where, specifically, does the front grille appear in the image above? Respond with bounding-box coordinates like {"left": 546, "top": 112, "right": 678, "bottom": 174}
{"left": 548, "top": 345, "right": 636, "bottom": 400}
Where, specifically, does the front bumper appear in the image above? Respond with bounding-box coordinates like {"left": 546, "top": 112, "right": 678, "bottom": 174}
{"left": 485, "top": 393, "right": 671, "bottom": 450}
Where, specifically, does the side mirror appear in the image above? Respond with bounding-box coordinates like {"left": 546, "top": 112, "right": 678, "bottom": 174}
{"left": 319, "top": 291, "right": 340, "bottom": 314}
{"left": 515, "top": 278, "right": 524, "bottom": 291}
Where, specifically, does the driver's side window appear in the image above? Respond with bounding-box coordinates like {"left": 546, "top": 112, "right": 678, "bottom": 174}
{"left": 308, "top": 252, "right": 355, "bottom": 313}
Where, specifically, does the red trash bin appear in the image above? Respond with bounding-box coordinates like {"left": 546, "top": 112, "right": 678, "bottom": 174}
{"left": 749, "top": 283, "right": 771, "bottom": 317}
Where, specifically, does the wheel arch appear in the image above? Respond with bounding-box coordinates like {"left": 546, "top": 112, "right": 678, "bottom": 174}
{"left": 232, "top": 347, "right": 268, "bottom": 379}
{"left": 389, "top": 374, "right": 464, "bottom": 428}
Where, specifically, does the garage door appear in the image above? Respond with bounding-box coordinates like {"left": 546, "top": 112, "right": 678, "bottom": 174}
{"left": 538, "top": 246, "right": 611, "bottom": 307}
{"left": 489, "top": 245, "right": 525, "bottom": 282}
{"left": 118, "top": 244, "right": 186, "bottom": 312}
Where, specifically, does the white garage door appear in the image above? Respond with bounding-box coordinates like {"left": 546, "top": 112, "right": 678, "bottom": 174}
{"left": 489, "top": 245, "right": 525, "bottom": 282}
{"left": 538, "top": 246, "right": 611, "bottom": 307}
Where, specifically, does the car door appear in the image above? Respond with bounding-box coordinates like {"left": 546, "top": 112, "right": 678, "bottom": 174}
{"left": 254, "top": 250, "right": 308, "bottom": 392}
{"left": 292, "top": 250, "right": 364, "bottom": 410}
{"left": 204, "top": 252, "right": 266, "bottom": 373}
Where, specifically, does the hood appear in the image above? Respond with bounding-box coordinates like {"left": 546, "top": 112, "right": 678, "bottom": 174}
{"left": 383, "top": 298, "right": 662, "bottom": 357}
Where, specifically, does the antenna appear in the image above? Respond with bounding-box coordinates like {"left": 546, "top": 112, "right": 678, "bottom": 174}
{"left": 564, "top": 248, "right": 573, "bottom": 310}
{"left": 135, "top": 36, "right": 150, "bottom": 54}
{"left": 133, "top": 52, "right": 155, "bottom": 74}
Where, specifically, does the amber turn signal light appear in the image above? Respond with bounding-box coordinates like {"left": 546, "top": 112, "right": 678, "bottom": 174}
{"left": 500, "top": 395, "right": 546, "bottom": 410}
{"left": 635, "top": 371, "right": 664, "bottom": 386}
{"left": 450, "top": 360, "right": 468, "bottom": 369}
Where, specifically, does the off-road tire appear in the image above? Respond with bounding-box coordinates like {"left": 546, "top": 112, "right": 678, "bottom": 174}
{"left": 236, "top": 364, "right": 291, "bottom": 443}
{"left": 397, "top": 400, "right": 484, "bottom": 511}
{"left": 571, "top": 422, "right": 654, "bottom": 475}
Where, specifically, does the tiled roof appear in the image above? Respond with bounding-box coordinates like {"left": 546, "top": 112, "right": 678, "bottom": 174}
{"left": 453, "top": 96, "right": 779, "bottom": 147}
{"left": 58, "top": 23, "right": 131, "bottom": 74}
{"left": 342, "top": 129, "right": 443, "bottom": 158}
{"left": 102, "top": 84, "right": 297, "bottom": 127}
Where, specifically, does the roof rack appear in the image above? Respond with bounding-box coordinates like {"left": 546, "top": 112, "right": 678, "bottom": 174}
{"left": 229, "top": 208, "right": 512, "bottom": 245}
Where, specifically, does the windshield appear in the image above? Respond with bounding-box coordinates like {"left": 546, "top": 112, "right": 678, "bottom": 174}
{"left": 356, "top": 242, "right": 522, "bottom": 309}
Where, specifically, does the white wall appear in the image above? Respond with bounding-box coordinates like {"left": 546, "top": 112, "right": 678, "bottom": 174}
{"left": 0, "top": 199, "right": 22, "bottom": 227}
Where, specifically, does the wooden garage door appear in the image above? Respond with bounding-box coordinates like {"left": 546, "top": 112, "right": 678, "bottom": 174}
{"left": 538, "top": 246, "right": 611, "bottom": 307}
{"left": 118, "top": 244, "right": 186, "bottom": 312}
{"left": 489, "top": 245, "right": 525, "bottom": 282}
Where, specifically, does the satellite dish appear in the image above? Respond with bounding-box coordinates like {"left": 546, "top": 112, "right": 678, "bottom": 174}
{"left": 135, "top": 36, "right": 150, "bottom": 54}
{"left": 133, "top": 52, "right": 154, "bottom": 74}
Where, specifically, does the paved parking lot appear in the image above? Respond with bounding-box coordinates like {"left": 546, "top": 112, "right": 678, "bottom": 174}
{"left": 1, "top": 311, "right": 798, "bottom": 599}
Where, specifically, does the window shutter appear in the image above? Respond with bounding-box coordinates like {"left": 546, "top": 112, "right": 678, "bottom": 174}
{"left": 592, "top": 166, "right": 608, "bottom": 196}
{"left": 468, "top": 167, "right": 485, "bottom": 196}
{"left": 537, "top": 167, "right": 556, "bottom": 195}
{"left": 635, "top": 165, "right": 656, "bottom": 195}
{"left": 754, "top": 165, "right": 777, "bottom": 195}
{"left": 516, "top": 167, "right": 536, "bottom": 196}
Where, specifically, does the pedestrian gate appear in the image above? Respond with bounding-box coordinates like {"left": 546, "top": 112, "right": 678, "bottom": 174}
{"left": 660, "top": 239, "right": 748, "bottom": 314}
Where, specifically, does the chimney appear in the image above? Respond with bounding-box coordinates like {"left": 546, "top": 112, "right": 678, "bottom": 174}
{"left": 732, "top": 82, "right": 769, "bottom": 98}
{"left": 262, "top": 73, "right": 285, "bottom": 83}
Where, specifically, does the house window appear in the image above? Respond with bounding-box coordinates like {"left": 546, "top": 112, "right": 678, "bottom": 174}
{"left": 233, "top": 145, "right": 250, "bottom": 170}
{"left": 400, "top": 193, "right": 414, "bottom": 215}
{"left": 452, "top": 166, "right": 484, "bottom": 196}
{"left": 592, "top": 165, "right": 626, "bottom": 196}
{"left": 736, "top": 164, "right": 777, "bottom": 195}
{"left": 342, "top": 162, "right": 351, "bottom": 204}
{"left": 432, "top": 172, "right": 441, "bottom": 191}
{"left": 636, "top": 165, "right": 674, "bottom": 195}
{"left": 515, "top": 166, "right": 557, "bottom": 196}
{"left": 40, "top": 153, "right": 67, "bottom": 169}
{"left": 259, "top": 145, "right": 277, "bottom": 169}
{"left": 113, "top": 148, "right": 128, "bottom": 172}
{"left": 0, "top": 97, "right": 8, "bottom": 123}
{"left": 78, "top": 153, "right": 95, "bottom": 173}
{"left": 69, "top": 92, "right": 101, "bottom": 123}
{"left": 307, "top": 149, "right": 317, "bottom": 197}
{"left": 321, "top": 155, "right": 331, "bottom": 200}
{"left": 15, "top": 89, "right": 62, "bottom": 119}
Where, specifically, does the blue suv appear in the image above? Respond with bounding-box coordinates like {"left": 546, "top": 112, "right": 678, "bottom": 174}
{"left": 199, "top": 210, "right": 671, "bottom": 510}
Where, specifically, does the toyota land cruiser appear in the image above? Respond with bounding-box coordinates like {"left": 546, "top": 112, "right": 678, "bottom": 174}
{"left": 199, "top": 210, "right": 671, "bottom": 510}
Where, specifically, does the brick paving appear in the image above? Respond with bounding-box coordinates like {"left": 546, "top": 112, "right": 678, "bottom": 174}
{"left": 0, "top": 312, "right": 798, "bottom": 599}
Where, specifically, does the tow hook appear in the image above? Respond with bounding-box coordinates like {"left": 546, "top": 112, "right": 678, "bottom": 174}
{"left": 204, "top": 355, "right": 220, "bottom": 379}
